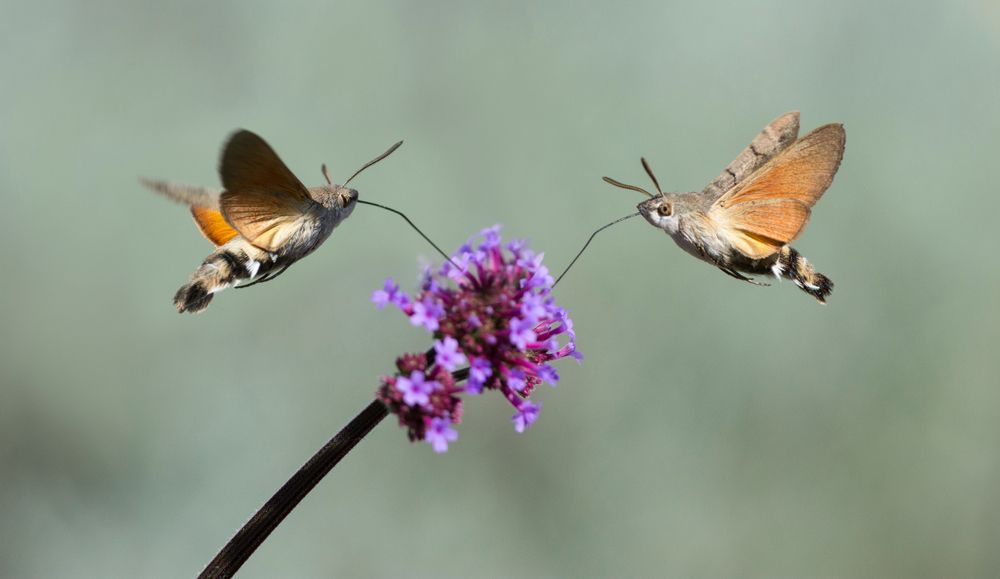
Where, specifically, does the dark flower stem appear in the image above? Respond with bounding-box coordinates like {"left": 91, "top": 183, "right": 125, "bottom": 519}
{"left": 198, "top": 357, "right": 470, "bottom": 579}
{"left": 197, "top": 399, "right": 388, "bottom": 579}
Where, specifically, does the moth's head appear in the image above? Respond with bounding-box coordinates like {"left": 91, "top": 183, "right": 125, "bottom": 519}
{"left": 313, "top": 183, "right": 359, "bottom": 212}
{"left": 337, "top": 186, "right": 360, "bottom": 210}
{"left": 637, "top": 195, "right": 679, "bottom": 234}
{"left": 317, "top": 140, "right": 402, "bottom": 215}
{"left": 603, "top": 157, "right": 680, "bottom": 234}
{"left": 341, "top": 187, "right": 359, "bottom": 218}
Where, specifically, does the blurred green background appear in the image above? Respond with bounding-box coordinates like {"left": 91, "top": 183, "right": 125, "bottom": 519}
{"left": 2, "top": 1, "right": 999, "bottom": 577}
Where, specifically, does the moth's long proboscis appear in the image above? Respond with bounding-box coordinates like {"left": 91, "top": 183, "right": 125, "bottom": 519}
{"left": 553, "top": 212, "right": 641, "bottom": 288}
{"left": 356, "top": 199, "right": 460, "bottom": 269}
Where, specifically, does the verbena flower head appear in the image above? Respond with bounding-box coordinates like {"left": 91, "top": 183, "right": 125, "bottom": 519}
{"left": 374, "top": 225, "right": 581, "bottom": 452}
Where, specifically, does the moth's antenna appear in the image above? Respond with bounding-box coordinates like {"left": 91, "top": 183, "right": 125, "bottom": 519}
{"left": 356, "top": 199, "right": 460, "bottom": 270}
{"left": 602, "top": 176, "right": 654, "bottom": 198}
{"left": 344, "top": 140, "right": 404, "bottom": 186}
{"left": 321, "top": 163, "right": 333, "bottom": 185}
{"left": 641, "top": 157, "right": 665, "bottom": 197}
{"left": 553, "top": 212, "right": 641, "bottom": 288}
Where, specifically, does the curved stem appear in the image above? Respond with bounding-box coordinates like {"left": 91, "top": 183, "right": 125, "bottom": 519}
{"left": 198, "top": 353, "right": 470, "bottom": 579}
{"left": 197, "top": 400, "right": 388, "bottom": 579}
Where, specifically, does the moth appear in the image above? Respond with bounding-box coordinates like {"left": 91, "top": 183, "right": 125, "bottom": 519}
{"left": 142, "top": 130, "right": 427, "bottom": 313}
{"left": 602, "top": 111, "right": 845, "bottom": 303}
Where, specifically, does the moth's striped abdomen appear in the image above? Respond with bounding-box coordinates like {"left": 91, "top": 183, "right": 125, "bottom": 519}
{"left": 772, "top": 246, "right": 833, "bottom": 304}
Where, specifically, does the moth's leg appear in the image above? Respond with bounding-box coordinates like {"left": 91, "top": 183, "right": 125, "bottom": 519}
{"left": 718, "top": 266, "right": 770, "bottom": 287}
{"left": 235, "top": 263, "right": 292, "bottom": 289}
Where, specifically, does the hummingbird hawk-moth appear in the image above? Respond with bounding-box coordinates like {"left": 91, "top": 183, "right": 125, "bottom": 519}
{"left": 601, "top": 111, "right": 845, "bottom": 303}
{"left": 143, "top": 130, "right": 444, "bottom": 314}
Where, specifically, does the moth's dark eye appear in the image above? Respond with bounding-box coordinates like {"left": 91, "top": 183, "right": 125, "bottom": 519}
{"left": 657, "top": 203, "right": 673, "bottom": 217}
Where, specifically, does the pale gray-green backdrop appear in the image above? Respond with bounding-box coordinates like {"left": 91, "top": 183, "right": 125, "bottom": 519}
{"left": 2, "top": 1, "right": 998, "bottom": 577}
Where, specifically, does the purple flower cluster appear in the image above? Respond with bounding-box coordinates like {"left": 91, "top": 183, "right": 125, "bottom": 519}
{"left": 374, "top": 225, "right": 581, "bottom": 452}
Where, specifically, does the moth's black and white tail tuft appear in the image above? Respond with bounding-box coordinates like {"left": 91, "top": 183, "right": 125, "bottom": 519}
{"left": 174, "top": 246, "right": 263, "bottom": 313}
{"left": 774, "top": 246, "right": 833, "bottom": 304}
